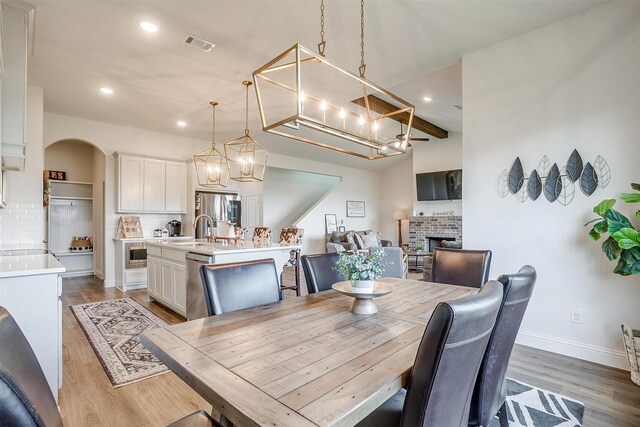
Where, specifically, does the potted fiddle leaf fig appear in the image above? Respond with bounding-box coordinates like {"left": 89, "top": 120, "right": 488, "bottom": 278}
{"left": 585, "top": 182, "right": 640, "bottom": 386}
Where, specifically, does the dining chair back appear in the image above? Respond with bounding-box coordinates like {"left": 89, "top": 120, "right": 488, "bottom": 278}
{"left": 301, "top": 253, "right": 344, "bottom": 294}
{"left": 468, "top": 265, "right": 537, "bottom": 427}
{"left": 0, "top": 307, "right": 63, "bottom": 427}
{"left": 369, "top": 246, "right": 405, "bottom": 278}
{"left": 431, "top": 248, "right": 492, "bottom": 288}
{"left": 200, "top": 258, "right": 282, "bottom": 315}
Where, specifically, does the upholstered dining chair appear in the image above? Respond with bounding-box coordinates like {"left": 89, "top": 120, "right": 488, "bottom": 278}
{"left": 431, "top": 248, "right": 492, "bottom": 288}
{"left": 356, "top": 281, "right": 504, "bottom": 427}
{"left": 468, "top": 265, "right": 537, "bottom": 427}
{"left": 301, "top": 253, "right": 344, "bottom": 294}
{"left": 279, "top": 227, "right": 304, "bottom": 297}
{"left": 200, "top": 258, "right": 282, "bottom": 315}
{"left": 251, "top": 227, "right": 271, "bottom": 246}
{"left": 369, "top": 246, "right": 406, "bottom": 279}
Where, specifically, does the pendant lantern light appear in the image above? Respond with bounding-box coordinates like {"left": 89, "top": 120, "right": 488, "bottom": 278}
{"left": 193, "top": 101, "right": 231, "bottom": 188}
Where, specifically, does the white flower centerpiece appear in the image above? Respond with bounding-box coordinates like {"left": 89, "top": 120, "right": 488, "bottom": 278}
{"left": 334, "top": 250, "right": 386, "bottom": 293}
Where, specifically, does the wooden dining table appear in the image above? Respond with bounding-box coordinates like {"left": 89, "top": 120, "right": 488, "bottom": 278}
{"left": 141, "top": 278, "right": 478, "bottom": 427}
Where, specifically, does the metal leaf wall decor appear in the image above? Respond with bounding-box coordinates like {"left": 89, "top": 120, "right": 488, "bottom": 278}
{"left": 528, "top": 169, "right": 543, "bottom": 200}
{"left": 580, "top": 162, "right": 598, "bottom": 196}
{"left": 594, "top": 155, "right": 611, "bottom": 188}
{"left": 498, "top": 152, "right": 610, "bottom": 205}
{"left": 497, "top": 169, "right": 509, "bottom": 198}
{"left": 509, "top": 157, "right": 524, "bottom": 194}
{"left": 565, "top": 149, "right": 583, "bottom": 183}
{"left": 544, "top": 164, "right": 561, "bottom": 202}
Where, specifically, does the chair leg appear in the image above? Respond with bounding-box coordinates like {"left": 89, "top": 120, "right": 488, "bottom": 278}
{"left": 294, "top": 249, "right": 301, "bottom": 297}
{"left": 497, "top": 402, "right": 509, "bottom": 427}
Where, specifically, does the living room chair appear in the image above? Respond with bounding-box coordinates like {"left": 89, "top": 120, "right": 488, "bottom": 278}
{"left": 279, "top": 227, "right": 304, "bottom": 297}
{"left": 356, "top": 281, "right": 504, "bottom": 427}
{"left": 0, "top": 306, "right": 63, "bottom": 427}
{"left": 200, "top": 259, "right": 282, "bottom": 315}
{"left": 301, "top": 253, "right": 344, "bottom": 294}
{"left": 369, "top": 246, "right": 406, "bottom": 278}
{"left": 431, "top": 248, "right": 492, "bottom": 288}
{"left": 468, "top": 265, "right": 537, "bottom": 427}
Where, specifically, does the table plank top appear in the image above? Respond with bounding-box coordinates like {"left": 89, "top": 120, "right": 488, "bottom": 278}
{"left": 141, "top": 278, "right": 477, "bottom": 427}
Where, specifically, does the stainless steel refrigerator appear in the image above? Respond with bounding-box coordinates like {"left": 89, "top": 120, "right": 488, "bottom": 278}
{"left": 194, "top": 191, "right": 242, "bottom": 239}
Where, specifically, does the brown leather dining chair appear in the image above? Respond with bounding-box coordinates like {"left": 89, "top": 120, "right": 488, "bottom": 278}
{"left": 0, "top": 306, "right": 221, "bottom": 427}
{"left": 468, "top": 265, "right": 537, "bottom": 427}
{"left": 200, "top": 258, "right": 282, "bottom": 315}
{"left": 356, "top": 280, "right": 504, "bottom": 427}
{"left": 301, "top": 252, "right": 344, "bottom": 294}
{"left": 431, "top": 247, "right": 492, "bottom": 288}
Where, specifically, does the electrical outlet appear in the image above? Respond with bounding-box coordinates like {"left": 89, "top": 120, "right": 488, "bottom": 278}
{"left": 571, "top": 308, "right": 584, "bottom": 324}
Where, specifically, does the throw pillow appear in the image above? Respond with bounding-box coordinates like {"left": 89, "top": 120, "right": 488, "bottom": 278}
{"left": 331, "top": 231, "right": 343, "bottom": 243}
{"left": 441, "top": 240, "right": 462, "bottom": 249}
{"left": 353, "top": 233, "right": 365, "bottom": 249}
{"left": 374, "top": 231, "right": 382, "bottom": 247}
{"left": 361, "top": 233, "right": 379, "bottom": 249}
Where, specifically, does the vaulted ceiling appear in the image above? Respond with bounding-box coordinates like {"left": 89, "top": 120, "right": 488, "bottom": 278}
{"left": 28, "top": 0, "right": 605, "bottom": 171}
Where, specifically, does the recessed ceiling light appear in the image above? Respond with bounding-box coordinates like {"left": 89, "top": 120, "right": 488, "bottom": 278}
{"left": 99, "top": 87, "right": 114, "bottom": 95}
{"left": 139, "top": 20, "right": 158, "bottom": 33}
{"left": 177, "top": 121, "right": 187, "bottom": 127}
{"left": 422, "top": 96, "right": 432, "bottom": 102}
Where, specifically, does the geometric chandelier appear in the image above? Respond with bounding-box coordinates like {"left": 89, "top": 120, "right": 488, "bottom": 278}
{"left": 253, "top": 0, "right": 415, "bottom": 160}
{"left": 193, "top": 101, "right": 230, "bottom": 188}
{"left": 224, "top": 81, "right": 268, "bottom": 182}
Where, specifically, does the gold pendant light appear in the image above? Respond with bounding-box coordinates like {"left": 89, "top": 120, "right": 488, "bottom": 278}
{"left": 224, "top": 81, "right": 268, "bottom": 182}
{"left": 252, "top": 0, "right": 414, "bottom": 160}
{"left": 193, "top": 101, "right": 231, "bottom": 188}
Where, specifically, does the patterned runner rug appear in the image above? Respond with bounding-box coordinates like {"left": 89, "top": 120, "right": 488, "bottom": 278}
{"left": 70, "top": 297, "right": 168, "bottom": 387}
{"left": 489, "top": 378, "right": 584, "bottom": 426}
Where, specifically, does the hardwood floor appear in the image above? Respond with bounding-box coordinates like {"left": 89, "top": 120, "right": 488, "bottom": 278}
{"left": 58, "top": 275, "right": 640, "bottom": 426}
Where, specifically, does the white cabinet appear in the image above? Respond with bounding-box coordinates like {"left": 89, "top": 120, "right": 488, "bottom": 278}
{"left": 117, "top": 155, "right": 144, "bottom": 212}
{"left": 143, "top": 159, "right": 166, "bottom": 211}
{"left": 116, "top": 153, "right": 186, "bottom": 213}
{"left": 165, "top": 161, "right": 186, "bottom": 213}
{"left": 147, "top": 247, "right": 187, "bottom": 317}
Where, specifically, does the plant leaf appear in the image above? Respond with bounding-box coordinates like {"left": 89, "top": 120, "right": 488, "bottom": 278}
{"left": 601, "top": 236, "right": 622, "bottom": 260}
{"left": 613, "top": 256, "right": 630, "bottom": 276}
{"left": 613, "top": 228, "right": 640, "bottom": 249}
{"left": 593, "top": 199, "right": 616, "bottom": 217}
{"left": 605, "top": 209, "right": 633, "bottom": 234}
{"left": 621, "top": 193, "right": 640, "bottom": 203}
{"left": 631, "top": 183, "right": 640, "bottom": 191}
{"left": 630, "top": 261, "right": 640, "bottom": 275}
{"left": 589, "top": 228, "right": 601, "bottom": 241}
{"left": 594, "top": 220, "right": 608, "bottom": 234}
{"left": 584, "top": 218, "right": 602, "bottom": 227}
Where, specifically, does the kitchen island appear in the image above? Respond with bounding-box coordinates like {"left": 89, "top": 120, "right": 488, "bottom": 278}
{"left": 146, "top": 240, "right": 300, "bottom": 318}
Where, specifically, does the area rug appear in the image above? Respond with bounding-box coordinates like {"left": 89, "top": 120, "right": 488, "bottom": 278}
{"left": 488, "top": 378, "right": 585, "bottom": 426}
{"left": 70, "top": 297, "right": 168, "bottom": 387}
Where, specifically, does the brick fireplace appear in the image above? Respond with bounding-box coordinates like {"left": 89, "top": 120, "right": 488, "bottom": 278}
{"left": 408, "top": 215, "right": 463, "bottom": 251}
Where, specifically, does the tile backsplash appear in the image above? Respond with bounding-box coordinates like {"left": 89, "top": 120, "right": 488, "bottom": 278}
{"left": 0, "top": 203, "right": 46, "bottom": 249}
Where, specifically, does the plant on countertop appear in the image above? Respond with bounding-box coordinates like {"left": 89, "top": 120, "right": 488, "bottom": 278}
{"left": 334, "top": 250, "right": 387, "bottom": 281}
{"left": 415, "top": 245, "right": 424, "bottom": 252}
{"left": 586, "top": 183, "right": 640, "bottom": 276}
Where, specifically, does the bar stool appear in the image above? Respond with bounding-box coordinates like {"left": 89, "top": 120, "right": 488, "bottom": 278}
{"left": 279, "top": 227, "right": 304, "bottom": 297}
{"left": 251, "top": 227, "right": 271, "bottom": 246}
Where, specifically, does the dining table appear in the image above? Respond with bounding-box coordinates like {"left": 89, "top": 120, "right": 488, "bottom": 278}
{"left": 141, "top": 278, "right": 478, "bottom": 427}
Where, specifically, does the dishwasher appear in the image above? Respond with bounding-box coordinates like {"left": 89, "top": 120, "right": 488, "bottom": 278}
{"left": 185, "top": 252, "right": 213, "bottom": 320}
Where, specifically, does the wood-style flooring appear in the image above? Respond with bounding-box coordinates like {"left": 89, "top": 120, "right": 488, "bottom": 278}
{"left": 58, "top": 274, "right": 640, "bottom": 426}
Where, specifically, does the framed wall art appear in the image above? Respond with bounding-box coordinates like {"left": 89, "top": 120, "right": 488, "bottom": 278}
{"left": 325, "top": 214, "right": 338, "bottom": 233}
{"left": 346, "top": 200, "right": 365, "bottom": 217}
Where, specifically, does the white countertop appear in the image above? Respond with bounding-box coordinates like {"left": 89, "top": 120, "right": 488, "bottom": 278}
{"left": 113, "top": 236, "right": 193, "bottom": 241}
{"left": 0, "top": 254, "right": 66, "bottom": 278}
{"left": 146, "top": 239, "right": 300, "bottom": 256}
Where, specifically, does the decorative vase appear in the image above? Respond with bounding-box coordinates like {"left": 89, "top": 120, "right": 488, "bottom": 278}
{"left": 622, "top": 324, "right": 640, "bottom": 386}
{"left": 352, "top": 279, "right": 374, "bottom": 293}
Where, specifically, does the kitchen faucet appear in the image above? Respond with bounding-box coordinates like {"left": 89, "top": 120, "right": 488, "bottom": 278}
{"left": 193, "top": 214, "right": 214, "bottom": 242}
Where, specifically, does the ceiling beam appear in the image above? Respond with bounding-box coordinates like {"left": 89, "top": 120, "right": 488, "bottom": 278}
{"left": 352, "top": 95, "right": 448, "bottom": 139}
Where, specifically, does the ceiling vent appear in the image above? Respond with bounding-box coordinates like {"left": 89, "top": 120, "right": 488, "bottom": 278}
{"left": 184, "top": 34, "right": 215, "bottom": 52}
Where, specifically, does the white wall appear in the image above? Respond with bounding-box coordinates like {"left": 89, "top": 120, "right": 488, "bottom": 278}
{"left": 462, "top": 1, "right": 640, "bottom": 368}
{"left": 0, "top": 86, "right": 45, "bottom": 248}
{"left": 413, "top": 132, "right": 463, "bottom": 216}
{"left": 380, "top": 157, "right": 413, "bottom": 246}
{"left": 44, "top": 140, "right": 95, "bottom": 182}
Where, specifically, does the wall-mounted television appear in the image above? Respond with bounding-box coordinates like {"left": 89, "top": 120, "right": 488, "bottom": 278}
{"left": 416, "top": 169, "right": 462, "bottom": 201}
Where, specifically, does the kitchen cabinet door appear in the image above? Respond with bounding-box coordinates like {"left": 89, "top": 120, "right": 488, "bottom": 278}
{"left": 172, "top": 262, "right": 187, "bottom": 313}
{"left": 143, "top": 159, "right": 166, "bottom": 211}
{"left": 160, "top": 262, "right": 174, "bottom": 304}
{"left": 165, "top": 161, "right": 186, "bottom": 213}
{"left": 118, "top": 156, "right": 144, "bottom": 212}
{"left": 147, "top": 256, "right": 161, "bottom": 298}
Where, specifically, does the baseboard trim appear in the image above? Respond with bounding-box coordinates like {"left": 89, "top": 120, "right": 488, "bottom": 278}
{"left": 94, "top": 270, "right": 104, "bottom": 280}
{"left": 516, "top": 330, "right": 629, "bottom": 370}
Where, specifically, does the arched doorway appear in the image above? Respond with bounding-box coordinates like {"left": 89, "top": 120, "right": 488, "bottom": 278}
{"left": 44, "top": 139, "right": 106, "bottom": 280}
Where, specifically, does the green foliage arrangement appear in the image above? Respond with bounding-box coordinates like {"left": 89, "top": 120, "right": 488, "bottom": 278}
{"left": 334, "top": 250, "right": 387, "bottom": 281}
{"left": 586, "top": 183, "right": 640, "bottom": 276}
